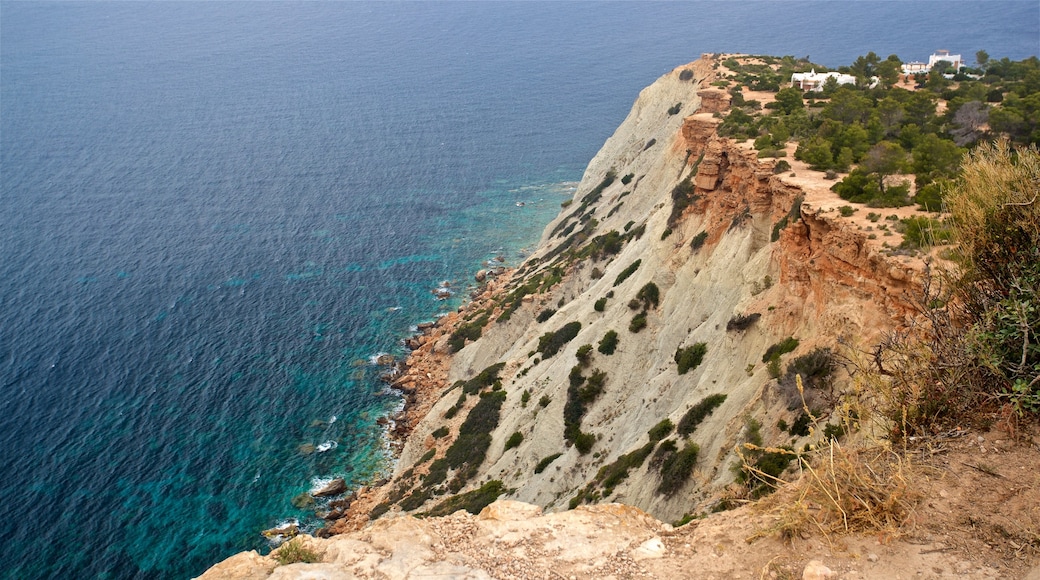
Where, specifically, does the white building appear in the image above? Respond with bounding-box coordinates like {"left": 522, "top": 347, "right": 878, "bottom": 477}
{"left": 790, "top": 69, "right": 858, "bottom": 91}
{"left": 901, "top": 50, "right": 963, "bottom": 75}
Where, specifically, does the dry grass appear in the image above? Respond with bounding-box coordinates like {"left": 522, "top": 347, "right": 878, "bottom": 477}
{"left": 746, "top": 375, "right": 920, "bottom": 545}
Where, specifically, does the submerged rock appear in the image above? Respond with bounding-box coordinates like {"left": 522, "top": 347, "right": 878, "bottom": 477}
{"left": 291, "top": 493, "right": 314, "bottom": 509}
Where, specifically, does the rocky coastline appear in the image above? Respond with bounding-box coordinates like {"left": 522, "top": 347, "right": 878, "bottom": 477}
{"left": 308, "top": 267, "right": 517, "bottom": 536}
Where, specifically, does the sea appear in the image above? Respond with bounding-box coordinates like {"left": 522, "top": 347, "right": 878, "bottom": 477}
{"left": 1, "top": 2, "right": 1036, "bottom": 578}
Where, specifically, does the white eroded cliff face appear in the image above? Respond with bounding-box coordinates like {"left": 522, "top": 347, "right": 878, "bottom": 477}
{"left": 388, "top": 55, "right": 920, "bottom": 524}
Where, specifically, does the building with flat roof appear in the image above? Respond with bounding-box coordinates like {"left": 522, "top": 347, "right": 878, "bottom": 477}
{"left": 901, "top": 50, "right": 963, "bottom": 75}
{"left": 790, "top": 69, "right": 857, "bottom": 92}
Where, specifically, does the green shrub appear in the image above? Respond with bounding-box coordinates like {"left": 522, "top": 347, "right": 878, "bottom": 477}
{"left": 594, "top": 297, "right": 607, "bottom": 312}
{"left": 762, "top": 337, "right": 799, "bottom": 363}
{"left": 635, "top": 282, "right": 661, "bottom": 310}
{"left": 690, "top": 231, "right": 709, "bottom": 250}
{"left": 574, "top": 431, "right": 596, "bottom": 454}
{"left": 613, "top": 259, "right": 642, "bottom": 286}
{"left": 674, "top": 342, "right": 708, "bottom": 375}
{"left": 560, "top": 199, "right": 573, "bottom": 208}
{"left": 449, "top": 314, "right": 489, "bottom": 352}
{"left": 461, "top": 363, "right": 506, "bottom": 395}
{"left": 621, "top": 173, "right": 635, "bottom": 185}
{"left": 536, "top": 321, "right": 582, "bottom": 358}
{"left": 656, "top": 442, "right": 700, "bottom": 496}
{"left": 788, "top": 412, "right": 811, "bottom": 436}
{"left": 598, "top": 442, "right": 655, "bottom": 490}
{"left": 648, "top": 419, "right": 675, "bottom": 442}
{"left": 419, "top": 448, "right": 436, "bottom": 463}
{"left": 576, "top": 344, "right": 593, "bottom": 365}
{"left": 534, "top": 453, "right": 563, "bottom": 474}
{"left": 677, "top": 394, "right": 727, "bottom": 436}
{"left": 839, "top": 205, "right": 856, "bottom": 217}
{"left": 536, "top": 308, "right": 556, "bottom": 323}
{"left": 629, "top": 312, "right": 647, "bottom": 333}
{"left": 726, "top": 312, "right": 760, "bottom": 331}
{"left": 432, "top": 426, "right": 449, "bottom": 439}
{"left": 426, "top": 480, "right": 505, "bottom": 517}
{"left": 504, "top": 432, "right": 523, "bottom": 450}
{"left": 520, "top": 390, "right": 531, "bottom": 406}
{"left": 783, "top": 347, "right": 835, "bottom": 390}
{"left": 274, "top": 538, "right": 322, "bottom": 565}
{"left": 898, "top": 216, "right": 954, "bottom": 249}
{"left": 667, "top": 102, "right": 682, "bottom": 115}
{"left": 660, "top": 227, "right": 673, "bottom": 240}
{"left": 767, "top": 357, "right": 782, "bottom": 379}
{"left": 773, "top": 160, "right": 791, "bottom": 174}
{"left": 597, "top": 330, "right": 619, "bottom": 354}
{"left": 538, "top": 395, "right": 550, "bottom": 408}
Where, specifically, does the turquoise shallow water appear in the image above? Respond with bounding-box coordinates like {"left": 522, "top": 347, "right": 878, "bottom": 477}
{"left": 1, "top": 2, "right": 1036, "bottom": 578}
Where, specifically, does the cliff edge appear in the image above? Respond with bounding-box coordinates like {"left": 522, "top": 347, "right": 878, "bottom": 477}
{"left": 199, "top": 54, "right": 1040, "bottom": 580}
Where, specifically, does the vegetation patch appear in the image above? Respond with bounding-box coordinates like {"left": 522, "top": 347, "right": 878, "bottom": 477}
{"left": 570, "top": 442, "right": 656, "bottom": 507}
{"left": 648, "top": 419, "right": 675, "bottom": 442}
{"left": 628, "top": 312, "right": 647, "bottom": 333}
{"left": 677, "top": 394, "right": 727, "bottom": 436}
{"left": 656, "top": 441, "right": 700, "bottom": 496}
{"left": 762, "top": 337, "right": 799, "bottom": 363}
{"left": 535, "top": 308, "right": 556, "bottom": 323}
{"left": 597, "top": 330, "right": 619, "bottom": 355}
{"left": 634, "top": 282, "right": 660, "bottom": 310}
{"left": 726, "top": 312, "right": 761, "bottom": 331}
{"left": 534, "top": 453, "right": 563, "bottom": 474}
{"left": 674, "top": 342, "right": 708, "bottom": 375}
{"left": 448, "top": 313, "right": 489, "bottom": 352}
{"left": 689, "top": 230, "right": 709, "bottom": 250}
{"left": 425, "top": 480, "right": 506, "bottom": 517}
{"left": 536, "top": 321, "right": 582, "bottom": 358}
{"left": 613, "top": 259, "right": 642, "bottom": 286}
{"left": 274, "top": 538, "right": 322, "bottom": 565}
{"left": 563, "top": 368, "right": 608, "bottom": 454}
{"left": 667, "top": 161, "right": 703, "bottom": 229}
{"left": 504, "top": 431, "right": 523, "bottom": 450}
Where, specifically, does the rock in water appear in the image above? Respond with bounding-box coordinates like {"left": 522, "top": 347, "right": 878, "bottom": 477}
{"left": 314, "top": 478, "right": 347, "bottom": 498}
{"left": 291, "top": 493, "right": 315, "bottom": 509}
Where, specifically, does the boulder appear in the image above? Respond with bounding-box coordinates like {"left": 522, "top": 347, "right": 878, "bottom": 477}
{"left": 314, "top": 478, "right": 347, "bottom": 498}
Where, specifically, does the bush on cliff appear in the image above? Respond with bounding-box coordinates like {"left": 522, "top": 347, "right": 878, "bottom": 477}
{"left": 536, "top": 321, "right": 582, "bottom": 358}
{"left": 677, "top": 394, "right": 727, "bottom": 436}
{"left": 674, "top": 342, "right": 708, "bottom": 375}
{"left": 597, "top": 330, "right": 619, "bottom": 355}
{"left": 425, "top": 480, "right": 506, "bottom": 517}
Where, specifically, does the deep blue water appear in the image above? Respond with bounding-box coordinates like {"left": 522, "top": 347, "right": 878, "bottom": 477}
{"left": 1, "top": 2, "right": 1036, "bottom": 578}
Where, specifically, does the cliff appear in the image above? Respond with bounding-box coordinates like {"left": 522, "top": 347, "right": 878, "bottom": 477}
{"left": 350, "top": 54, "right": 922, "bottom": 525}
{"left": 199, "top": 55, "right": 1040, "bottom": 579}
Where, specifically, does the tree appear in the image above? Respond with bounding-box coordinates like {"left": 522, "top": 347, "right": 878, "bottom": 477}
{"left": 773, "top": 87, "right": 804, "bottom": 115}
{"left": 912, "top": 133, "right": 964, "bottom": 185}
{"left": 794, "top": 136, "right": 833, "bottom": 170}
{"left": 976, "top": 49, "right": 990, "bottom": 68}
{"left": 874, "top": 97, "right": 906, "bottom": 136}
{"left": 951, "top": 101, "right": 990, "bottom": 146}
{"left": 822, "top": 87, "right": 873, "bottom": 124}
{"left": 850, "top": 51, "right": 881, "bottom": 81}
{"left": 861, "top": 141, "right": 905, "bottom": 194}
{"left": 876, "top": 59, "right": 902, "bottom": 89}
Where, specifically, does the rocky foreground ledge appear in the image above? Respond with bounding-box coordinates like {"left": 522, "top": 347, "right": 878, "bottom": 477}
{"left": 198, "top": 497, "right": 1031, "bottom": 580}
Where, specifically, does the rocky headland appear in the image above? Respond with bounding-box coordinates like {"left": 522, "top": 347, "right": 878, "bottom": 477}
{"left": 199, "top": 54, "right": 1040, "bottom": 580}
